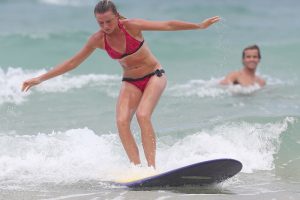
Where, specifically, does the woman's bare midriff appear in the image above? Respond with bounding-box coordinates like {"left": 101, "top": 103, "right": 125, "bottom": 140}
{"left": 119, "top": 43, "right": 161, "bottom": 78}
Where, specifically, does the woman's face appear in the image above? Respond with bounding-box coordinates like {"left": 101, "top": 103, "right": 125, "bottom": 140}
{"left": 95, "top": 10, "right": 118, "bottom": 34}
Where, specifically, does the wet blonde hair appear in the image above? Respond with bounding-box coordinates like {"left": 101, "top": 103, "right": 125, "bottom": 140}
{"left": 94, "top": 0, "right": 126, "bottom": 19}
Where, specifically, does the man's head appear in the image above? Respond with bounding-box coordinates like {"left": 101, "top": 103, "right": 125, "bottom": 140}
{"left": 242, "top": 45, "right": 261, "bottom": 71}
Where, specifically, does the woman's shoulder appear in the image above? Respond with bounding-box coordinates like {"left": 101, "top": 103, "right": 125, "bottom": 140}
{"left": 120, "top": 18, "right": 137, "bottom": 25}
{"left": 120, "top": 18, "right": 145, "bottom": 29}
{"left": 120, "top": 19, "right": 143, "bottom": 37}
{"left": 91, "top": 31, "right": 105, "bottom": 41}
{"left": 88, "top": 31, "right": 105, "bottom": 49}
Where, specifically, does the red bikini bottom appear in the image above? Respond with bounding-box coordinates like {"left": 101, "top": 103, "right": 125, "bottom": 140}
{"left": 122, "top": 69, "right": 165, "bottom": 93}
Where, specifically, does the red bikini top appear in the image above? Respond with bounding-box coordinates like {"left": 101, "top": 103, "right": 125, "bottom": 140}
{"left": 104, "top": 21, "right": 144, "bottom": 59}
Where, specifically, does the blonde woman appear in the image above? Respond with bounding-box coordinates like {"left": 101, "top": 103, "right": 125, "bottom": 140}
{"left": 22, "top": 0, "right": 220, "bottom": 168}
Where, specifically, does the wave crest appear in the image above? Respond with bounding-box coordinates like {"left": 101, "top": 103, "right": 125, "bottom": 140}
{"left": 0, "top": 67, "right": 120, "bottom": 105}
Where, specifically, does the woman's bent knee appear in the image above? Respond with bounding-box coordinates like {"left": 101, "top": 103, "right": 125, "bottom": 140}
{"left": 116, "top": 116, "right": 130, "bottom": 129}
{"left": 136, "top": 111, "right": 151, "bottom": 124}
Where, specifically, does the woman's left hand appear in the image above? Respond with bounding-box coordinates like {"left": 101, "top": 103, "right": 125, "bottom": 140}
{"left": 199, "top": 16, "right": 221, "bottom": 29}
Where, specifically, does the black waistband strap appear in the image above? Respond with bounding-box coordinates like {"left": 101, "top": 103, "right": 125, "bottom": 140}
{"left": 122, "top": 69, "right": 165, "bottom": 82}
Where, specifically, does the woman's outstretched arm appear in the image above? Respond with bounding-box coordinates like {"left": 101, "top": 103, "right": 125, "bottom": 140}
{"left": 22, "top": 35, "right": 99, "bottom": 92}
{"left": 123, "top": 16, "right": 220, "bottom": 31}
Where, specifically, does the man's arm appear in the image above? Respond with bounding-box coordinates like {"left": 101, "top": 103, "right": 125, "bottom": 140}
{"left": 256, "top": 76, "right": 266, "bottom": 87}
{"left": 220, "top": 71, "right": 238, "bottom": 85}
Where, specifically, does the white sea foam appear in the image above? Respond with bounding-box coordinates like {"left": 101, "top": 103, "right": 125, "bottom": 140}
{"left": 262, "top": 74, "right": 294, "bottom": 86}
{"left": 167, "top": 74, "right": 295, "bottom": 98}
{"left": 157, "top": 117, "right": 295, "bottom": 173}
{"left": 0, "top": 117, "right": 294, "bottom": 187}
{"left": 1, "top": 67, "right": 292, "bottom": 104}
{"left": 0, "top": 67, "right": 120, "bottom": 105}
{"left": 226, "top": 83, "right": 261, "bottom": 94}
{"left": 39, "top": 0, "right": 96, "bottom": 6}
{"left": 167, "top": 78, "right": 262, "bottom": 98}
{"left": 0, "top": 32, "right": 51, "bottom": 40}
{"left": 0, "top": 67, "right": 37, "bottom": 105}
{"left": 0, "top": 128, "right": 125, "bottom": 185}
{"left": 36, "top": 73, "right": 120, "bottom": 95}
{"left": 168, "top": 78, "right": 227, "bottom": 98}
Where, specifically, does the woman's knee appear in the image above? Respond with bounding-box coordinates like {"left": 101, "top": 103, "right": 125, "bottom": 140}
{"left": 116, "top": 115, "right": 131, "bottom": 129}
{"left": 136, "top": 110, "right": 151, "bottom": 123}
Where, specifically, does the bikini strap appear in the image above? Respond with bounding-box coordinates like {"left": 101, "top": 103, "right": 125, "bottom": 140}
{"left": 122, "top": 69, "right": 165, "bottom": 82}
{"left": 118, "top": 20, "right": 126, "bottom": 32}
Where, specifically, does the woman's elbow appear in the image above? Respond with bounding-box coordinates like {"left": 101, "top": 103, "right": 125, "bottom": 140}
{"left": 165, "top": 21, "right": 177, "bottom": 30}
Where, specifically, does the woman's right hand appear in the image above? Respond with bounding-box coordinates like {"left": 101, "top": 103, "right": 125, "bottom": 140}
{"left": 21, "top": 77, "right": 42, "bottom": 92}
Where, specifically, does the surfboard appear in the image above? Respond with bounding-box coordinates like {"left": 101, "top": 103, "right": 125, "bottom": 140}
{"left": 115, "top": 158, "right": 242, "bottom": 188}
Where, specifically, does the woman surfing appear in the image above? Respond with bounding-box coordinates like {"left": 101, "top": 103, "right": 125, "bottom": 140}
{"left": 22, "top": 0, "right": 220, "bottom": 168}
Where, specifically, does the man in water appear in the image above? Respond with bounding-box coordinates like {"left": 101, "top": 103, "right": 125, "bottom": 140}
{"left": 220, "top": 44, "right": 266, "bottom": 87}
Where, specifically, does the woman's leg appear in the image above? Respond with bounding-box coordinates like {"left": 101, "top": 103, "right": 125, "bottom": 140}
{"left": 116, "top": 82, "right": 143, "bottom": 165}
{"left": 136, "top": 75, "right": 167, "bottom": 168}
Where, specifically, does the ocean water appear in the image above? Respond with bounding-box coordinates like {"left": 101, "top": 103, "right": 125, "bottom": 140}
{"left": 1, "top": 0, "right": 300, "bottom": 199}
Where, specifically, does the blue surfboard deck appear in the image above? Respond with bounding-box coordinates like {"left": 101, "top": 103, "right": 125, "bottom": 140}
{"left": 115, "top": 158, "right": 242, "bottom": 188}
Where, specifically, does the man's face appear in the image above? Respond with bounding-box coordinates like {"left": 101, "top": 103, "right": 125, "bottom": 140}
{"left": 242, "top": 49, "right": 260, "bottom": 70}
